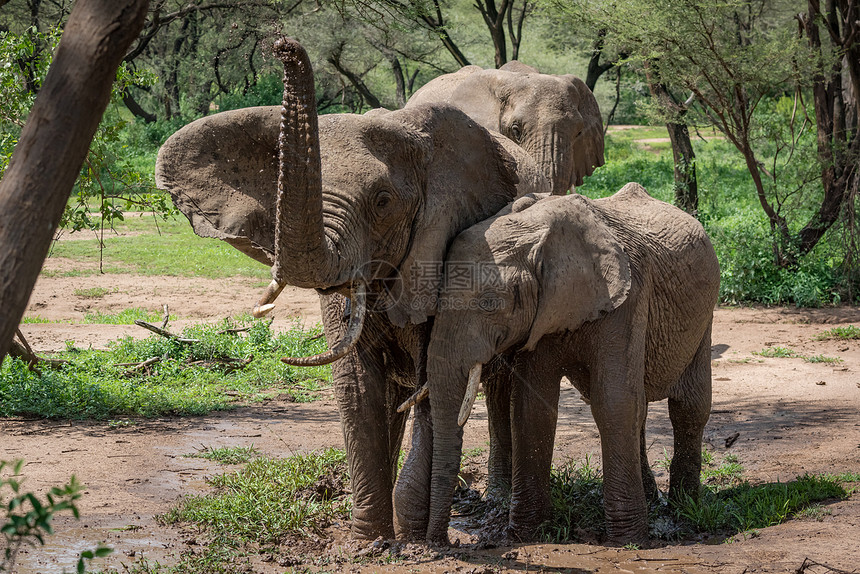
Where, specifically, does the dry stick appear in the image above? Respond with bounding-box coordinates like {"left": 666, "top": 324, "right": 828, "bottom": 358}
{"left": 161, "top": 304, "right": 169, "bottom": 329}
{"left": 119, "top": 356, "right": 161, "bottom": 376}
{"left": 11, "top": 329, "right": 68, "bottom": 370}
{"left": 796, "top": 557, "right": 857, "bottom": 574}
{"left": 184, "top": 355, "right": 254, "bottom": 373}
{"left": 217, "top": 326, "right": 252, "bottom": 335}
{"left": 134, "top": 320, "right": 199, "bottom": 343}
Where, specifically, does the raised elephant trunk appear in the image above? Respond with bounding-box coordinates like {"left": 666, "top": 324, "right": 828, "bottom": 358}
{"left": 254, "top": 38, "right": 340, "bottom": 317}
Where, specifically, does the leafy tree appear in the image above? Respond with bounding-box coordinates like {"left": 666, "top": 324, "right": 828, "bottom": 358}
{"left": 562, "top": 0, "right": 859, "bottom": 267}
{"left": 0, "top": 0, "right": 149, "bottom": 361}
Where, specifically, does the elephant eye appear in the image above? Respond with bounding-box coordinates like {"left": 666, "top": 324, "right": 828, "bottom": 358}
{"left": 374, "top": 189, "right": 393, "bottom": 213}
{"left": 510, "top": 123, "right": 522, "bottom": 143}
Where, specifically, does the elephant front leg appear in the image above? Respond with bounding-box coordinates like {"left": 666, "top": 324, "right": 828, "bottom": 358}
{"left": 508, "top": 351, "right": 561, "bottom": 540}
{"left": 589, "top": 325, "right": 649, "bottom": 544}
{"left": 331, "top": 352, "right": 407, "bottom": 539}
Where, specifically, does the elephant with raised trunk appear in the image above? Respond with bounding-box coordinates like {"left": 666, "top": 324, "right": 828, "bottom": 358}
{"left": 421, "top": 183, "right": 720, "bottom": 544}
{"left": 406, "top": 62, "right": 604, "bottom": 194}
{"left": 155, "top": 38, "right": 551, "bottom": 540}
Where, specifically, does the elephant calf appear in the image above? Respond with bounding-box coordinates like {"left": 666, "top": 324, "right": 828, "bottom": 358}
{"left": 422, "top": 183, "right": 720, "bottom": 544}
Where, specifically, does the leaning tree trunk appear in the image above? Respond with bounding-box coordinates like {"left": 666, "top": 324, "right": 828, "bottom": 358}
{"left": 0, "top": 0, "right": 150, "bottom": 363}
{"left": 644, "top": 63, "right": 699, "bottom": 215}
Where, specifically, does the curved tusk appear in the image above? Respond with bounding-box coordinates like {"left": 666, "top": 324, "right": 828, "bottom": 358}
{"left": 252, "top": 279, "right": 286, "bottom": 318}
{"left": 458, "top": 363, "right": 482, "bottom": 427}
{"left": 397, "top": 383, "right": 428, "bottom": 414}
{"left": 281, "top": 282, "right": 366, "bottom": 366}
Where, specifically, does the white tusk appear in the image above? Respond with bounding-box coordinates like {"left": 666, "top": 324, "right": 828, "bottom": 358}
{"left": 396, "top": 384, "right": 428, "bottom": 413}
{"left": 252, "top": 279, "right": 286, "bottom": 318}
{"left": 457, "top": 363, "right": 482, "bottom": 427}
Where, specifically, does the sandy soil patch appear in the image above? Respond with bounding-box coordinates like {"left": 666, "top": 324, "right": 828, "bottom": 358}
{"left": 5, "top": 273, "right": 860, "bottom": 573}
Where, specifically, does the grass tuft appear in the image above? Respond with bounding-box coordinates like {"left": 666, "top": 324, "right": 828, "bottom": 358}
{"left": 187, "top": 445, "right": 261, "bottom": 465}
{"left": 540, "top": 455, "right": 605, "bottom": 542}
{"left": 815, "top": 325, "right": 860, "bottom": 341}
{"left": 0, "top": 319, "right": 331, "bottom": 419}
{"left": 753, "top": 346, "right": 799, "bottom": 358}
{"left": 161, "top": 449, "right": 350, "bottom": 543}
{"left": 81, "top": 308, "right": 172, "bottom": 325}
{"left": 677, "top": 474, "right": 848, "bottom": 535}
{"left": 74, "top": 287, "right": 110, "bottom": 299}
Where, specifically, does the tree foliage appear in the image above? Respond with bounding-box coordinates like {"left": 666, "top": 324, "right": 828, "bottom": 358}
{"left": 558, "top": 0, "right": 858, "bottom": 268}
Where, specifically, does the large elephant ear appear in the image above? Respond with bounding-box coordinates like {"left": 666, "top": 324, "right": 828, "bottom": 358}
{"left": 382, "top": 103, "right": 521, "bottom": 327}
{"left": 523, "top": 193, "right": 630, "bottom": 350}
{"left": 155, "top": 106, "right": 281, "bottom": 266}
{"left": 562, "top": 75, "right": 605, "bottom": 187}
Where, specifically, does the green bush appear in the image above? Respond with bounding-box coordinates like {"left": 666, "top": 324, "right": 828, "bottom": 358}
{"left": 0, "top": 320, "right": 331, "bottom": 420}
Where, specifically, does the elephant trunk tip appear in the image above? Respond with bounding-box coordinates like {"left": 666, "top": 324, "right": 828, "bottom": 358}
{"left": 272, "top": 37, "right": 308, "bottom": 65}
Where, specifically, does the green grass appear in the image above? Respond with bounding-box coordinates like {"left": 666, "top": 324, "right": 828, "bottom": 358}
{"left": 815, "top": 325, "right": 860, "bottom": 340}
{"left": 187, "top": 445, "right": 261, "bottom": 465}
{"left": 677, "top": 474, "right": 849, "bottom": 535}
{"left": 73, "top": 287, "right": 110, "bottom": 299}
{"left": 539, "top": 453, "right": 853, "bottom": 544}
{"left": 18, "top": 316, "right": 52, "bottom": 324}
{"left": 540, "top": 456, "right": 606, "bottom": 542}
{"left": 0, "top": 319, "right": 331, "bottom": 419}
{"left": 149, "top": 449, "right": 350, "bottom": 571}
{"left": 753, "top": 347, "right": 842, "bottom": 364}
{"left": 47, "top": 215, "right": 271, "bottom": 280}
{"left": 803, "top": 354, "right": 843, "bottom": 364}
{"left": 754, "top": 346, "right": 800, "bottom": 358}
{"left": 81, "top": 308, "right": 173, "bottom": 325}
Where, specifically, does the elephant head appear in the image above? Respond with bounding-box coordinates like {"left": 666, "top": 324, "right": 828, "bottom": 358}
{"left": 407, "top": 65, "right": 605, "bottom": 194}
{"left": 422, "top": 192, "right": 631, "bottom": 544}
{"left": 155, "top": 39, "right": 549, "bottom": 350}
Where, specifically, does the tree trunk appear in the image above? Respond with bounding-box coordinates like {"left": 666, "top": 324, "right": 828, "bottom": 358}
{"left": 122, "top": 88, "right": 157, "bottom": 123}
{"left": 586, "top": 29, "right": 616, "bottom": 92}
{"left": 644, "top": 65, "right": 699, "bottom": 215}
{"left": 0, "top": 0, "right": 150, "bottom": 363}
{"left": 666, "top": 122, "right": 698, "bottom": 214}
{"left": 327, "top": 52, "right": 383, "bottom": 110}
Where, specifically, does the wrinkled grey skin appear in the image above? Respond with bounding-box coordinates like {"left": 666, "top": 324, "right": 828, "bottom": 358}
{"left": 423, "top": 183, "right": 720, "bottom": 545}
{"left": 155, "top": 97, "right": 550, "bottom": 540}
{"left": 405, "top": 62, "right": 605, "bottom": 194}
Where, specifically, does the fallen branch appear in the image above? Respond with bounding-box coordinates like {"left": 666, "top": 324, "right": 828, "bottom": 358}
{"left": 134, "top": 320, "right": 199, "bottom": 343}
{"left": 216, "top": 326, "right": 252, "bottom": 335}
{"left": 184, "top": 355, "right": 254, "bottom": 373}
{"left": 9, "top": 329, "right": 68, "bottom": 370}
{"left": 796, "top": 557, "right": 857, "bottom": 574}
{"left": 117, "top": 356, "right": 161, "bottom": 377}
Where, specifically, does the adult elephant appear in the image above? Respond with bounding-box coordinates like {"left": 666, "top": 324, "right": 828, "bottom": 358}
{"left": 155, "top": 38, "right": 550, "bottom": 540}
{"left": 405, "top": 62, "right": 605, "bottom": 194}
{"left": 422, "top": 183, "right": 720, "bottom": 545}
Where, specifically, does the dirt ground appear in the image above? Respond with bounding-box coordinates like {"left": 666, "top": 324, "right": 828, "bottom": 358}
{"left": 6, "top": 260, "right": 860, "bottom": 573}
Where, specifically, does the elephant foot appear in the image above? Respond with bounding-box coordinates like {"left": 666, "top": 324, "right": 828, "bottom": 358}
{"left": 506, "top": 503, "right": 549, "bottom": 543}
{"left": 351, "top": 516, "right": 395, "bottom": 541}
{"left": 393, "top": 513, "right": 428, "bottom": 541}
{"left": 604, "top": 517, "right": 649, "bottom": 547}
